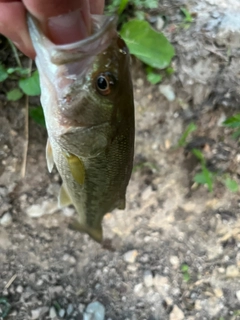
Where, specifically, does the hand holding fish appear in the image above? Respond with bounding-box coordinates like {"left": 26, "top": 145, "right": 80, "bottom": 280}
{"left": 0, "top": 0, "right": 104, "bottom": 57}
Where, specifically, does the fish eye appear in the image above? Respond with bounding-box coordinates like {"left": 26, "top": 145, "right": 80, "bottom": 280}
{"left": 95, "top": 73, "right": 115, "bottom": 96}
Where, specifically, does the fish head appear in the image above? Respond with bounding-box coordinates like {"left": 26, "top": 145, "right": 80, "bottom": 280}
{"left": 28, "top": 14, "right": 134, "bottom": 134}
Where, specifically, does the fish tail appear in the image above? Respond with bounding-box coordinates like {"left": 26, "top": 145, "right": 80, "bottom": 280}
{"left": 69, "top": 219, "right": 103, "bottom": 243}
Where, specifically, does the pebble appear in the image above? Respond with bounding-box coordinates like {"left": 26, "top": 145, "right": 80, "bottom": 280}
{"left": 143, "top": 270, "right": 153, "bottom": 287}
{"left": 49, "top": 307, "right": 57, "bottom": 319}
{"left": 236, "top": 290, "right": 240, "bottom": 301}
{"left": 226, "top": 265, "right": 239, "bottom": 278}
{"left": 134, "top": 283, "right": 144, "bottom": 296}
{"left": 169, "top": 256, "right": 180, "bottom": 268}
{"left": 0, "top": 212, "right": 12, "bottom": 226}
{"left": 26, "top": 201, "right": 58, "bottom": 218}
{"left": 31, "top": 308, "right": 41, "bottom": 320}
{"left": 123, "top": 250, "right": 138, "bottom": 263}
{"left": 67, "top": 304, "right": 74, "bottom": 315}
{"left": 159, "top": 84, "right": 176, "bottom": 101}
{"left": 156, "top": 16, "right": 164, "bottom": 30}
{"left": 62, "top": 254, "right": 76, "bottom": 265}
{"left": 153, "top": 275, "right": 170, "bottom": 294}
{"left": 16, "top": 285, "right": 23, "bottom": 293}
{"left": 83, "top": 301, "right": 105, "bottom": 320}
{"left": 78, "top": 304, "right": 85, "bottom": 313}
{"left": 169, "top": 305, "right": 184, "bottom": 320}
{"left": 59, "top": 309, "right": 65, "bottom": 318}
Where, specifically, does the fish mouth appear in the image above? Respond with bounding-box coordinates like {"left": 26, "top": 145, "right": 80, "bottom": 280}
{"left": 28, "top": 14, "right": 117, "bottom": 65}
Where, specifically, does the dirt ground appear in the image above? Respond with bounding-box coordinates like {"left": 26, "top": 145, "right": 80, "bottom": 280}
{"left": 1, "top": 0, "right": 240, "bottom": 319}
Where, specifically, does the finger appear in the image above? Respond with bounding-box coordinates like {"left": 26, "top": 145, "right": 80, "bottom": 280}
{"left": 0, "top": 1, "right": 35, "bottom": 58}
{"left": 89, "top": 0, "right": 104, "bottom": 14}
{"left": 23, "top": 0, "right": 91, "bottom": 44}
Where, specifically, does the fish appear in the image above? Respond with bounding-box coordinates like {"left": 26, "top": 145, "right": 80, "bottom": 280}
{"left": 28, "top": 14, "right": 135, "bottom": 243}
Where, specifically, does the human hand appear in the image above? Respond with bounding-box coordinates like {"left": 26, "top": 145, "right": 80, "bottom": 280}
{"left": 0, "top": 0, "right": 104, "bottom": 59}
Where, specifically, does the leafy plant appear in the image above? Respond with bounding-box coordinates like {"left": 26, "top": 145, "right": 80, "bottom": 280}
{"left": 192, "top": 148, "right": 214, "bottom": 192}
{"left": 181, "top": 264, "right": 190, "bottom": 282}
{"left": 120, "top": 20, "right": 175, "bottom": 69}
{"left": 105, "top": 0, "right": 175, "bottom": 84}
{"left": 223, "top": 114, "right": 240, "bottom": 139}
{"left": 180, "top": 7, "right": 193, "bottom": 23}
{"left": 178, "top": 122, "right": 197, "bottom": 147}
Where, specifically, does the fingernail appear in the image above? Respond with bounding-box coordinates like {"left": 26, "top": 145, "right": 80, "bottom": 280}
{"left": 47, "top": 9, "right": 90, "bottom": 45}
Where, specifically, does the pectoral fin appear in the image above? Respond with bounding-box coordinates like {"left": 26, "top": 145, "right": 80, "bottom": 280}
{"left": 64, "top": 152, "right": 85, "bottom": 185}
{"left": 58, "top": 184, "right": 72, "bottom": 208}
{"left": 46, "top": 139, "right": 54, "bottom": 172}
{"left": 69, "top": 219, "right": 103, "bottom": 243}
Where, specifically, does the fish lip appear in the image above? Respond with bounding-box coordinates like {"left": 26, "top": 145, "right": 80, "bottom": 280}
{"left": 28, "top": 14, "right": 118, "bottom": 65}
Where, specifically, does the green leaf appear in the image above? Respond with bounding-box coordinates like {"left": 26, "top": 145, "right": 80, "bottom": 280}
{"left": 181, "top": 264, "right": 189, "bottom": 272}
{"left": 0, "top": 64, "right": 8, "bottom": 82}
{"left": 120, "top": 20, "right": 175, "bottom": 69}
{"left": 7, "top": 88, "right": 23, "bottom": 101}
{"left": 18, "top": 70, "right": 41, "bottom": 96}
{"left": 202, "top": 166, "right": 213, "bottom": 192}
{"left": 180, "top": 7, "right": 193, "bottom": 23}
{"left": 178, "top": 123, "right": 197, "bottom": 147}
{"left": 194, "top": 166, "right": 213, "bottom": 192}
{"left": 146, "top": 67, "right": 162, "bottom": 84}
{"left": 232, "top": 128, "right": 240, "bottom": 139}
{"left": 166, "top": 67, "right": 174, "bottom": 75}
{"left": 118, "top": 0, "right": 128, "bottom": 14}
{"left": 7, "top": 67, "right": 30, "bottom": 76}
{"left": 134, "top": 11, "right": 145, "bottom": 20}
{"left": 192, "top": 148, "right": 205, "bottom": 163}
{"left": 29, "top": 106, "right": 45, "bottom": 127}
{"left": 223, "top": 114, "right": 240, "bottom": 128}
{"left": 224, "top": 178, "right": 238, "bottom": 192}
{"left": 183, "top": 272, "right": 190, "bottom": 282}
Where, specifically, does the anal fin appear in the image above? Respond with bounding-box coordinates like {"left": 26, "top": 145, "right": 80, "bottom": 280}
{"left": 58, "top": 184, "right": 72, "bottom": 208}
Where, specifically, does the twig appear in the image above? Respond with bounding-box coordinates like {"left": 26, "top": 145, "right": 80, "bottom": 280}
{"left": 21, "top": 59, "right": 32, "bottom": 178}
{"left": 7, "top": 39, "right": 22, "bottom": 68}
{"left": 4, "top": 274, "right": 17, "bottom": 289}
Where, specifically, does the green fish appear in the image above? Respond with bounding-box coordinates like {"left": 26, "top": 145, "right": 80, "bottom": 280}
{"left": 28, "top": 14, "right": 135, "bottom": 243}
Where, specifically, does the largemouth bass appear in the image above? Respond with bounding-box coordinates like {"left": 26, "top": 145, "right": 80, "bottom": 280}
{"left": 28, "top": 14, "right": 135, "bottom": 243}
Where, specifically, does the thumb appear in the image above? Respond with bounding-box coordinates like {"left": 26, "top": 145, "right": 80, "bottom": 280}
{"left": 23, "top": 0, "right": 91, "bottom": 44}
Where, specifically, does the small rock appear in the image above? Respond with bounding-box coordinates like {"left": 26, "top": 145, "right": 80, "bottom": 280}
{"left": 134, "top": 283, "right": 144, "bottom": 296}
{"left": 169, "top": 305, "right": 184, "bottom": 320}
{"left": 153, "top": 275, "right": 170, "bottom": 294}
{"left": 62, "top": 254, "right": 76, "bottom": 265}
{"left": 26, "top": 201, "right": 58, "bottom": 218}
{"left": 31, "top": 308, "right": 41, "bottom": 320}
{"left": 16, "top": 285, "right": 23, "bottom": 293}
{"left": 141, "top": 186, "right": 153, "bottom": 201}
{"left": 83, "top": 301, "right": 105, "bottom": 320}
{"left": 236, "top": 290, "right": 240, "bottom": 301}
{"left": 59, "top": 309, "right": 65, "bottom": 318}
{"left": 78, "top": 304, "right": 85, "bottom": 313}
{"left": 156, "top": 16, "right": 164, "bottom": 30}
{"left": 169, "top": 256, "right": 180, "bottom": 268}
{"left": 159, "top": 84, "right": 175, "bottom": 101}
{"left": 214, "top": 288, "right": 223, "bottom": 298}
{"left": 67, "top": 304, "right": 74, "bottom": 315}
{"left": 226, "top": 265, "right": 239, "bottom": 278}
{"left": 49, "top": 307, "right": 57, "bottom": 319}
{"left": 62, "top": 207, "right": 75, "bottom": 217}
{"left": 123, "top": 250, "right": 138, "bottom": 263}
{"left": 143, "top": 270, "right": 153, "bottom": 287}
{"left": 0, "top": 212, "right": 12, "bottom": 226}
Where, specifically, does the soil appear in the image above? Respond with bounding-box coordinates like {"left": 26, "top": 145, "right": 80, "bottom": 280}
{"left": 1, "top": 0, "right": 240, "bottom": 319}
